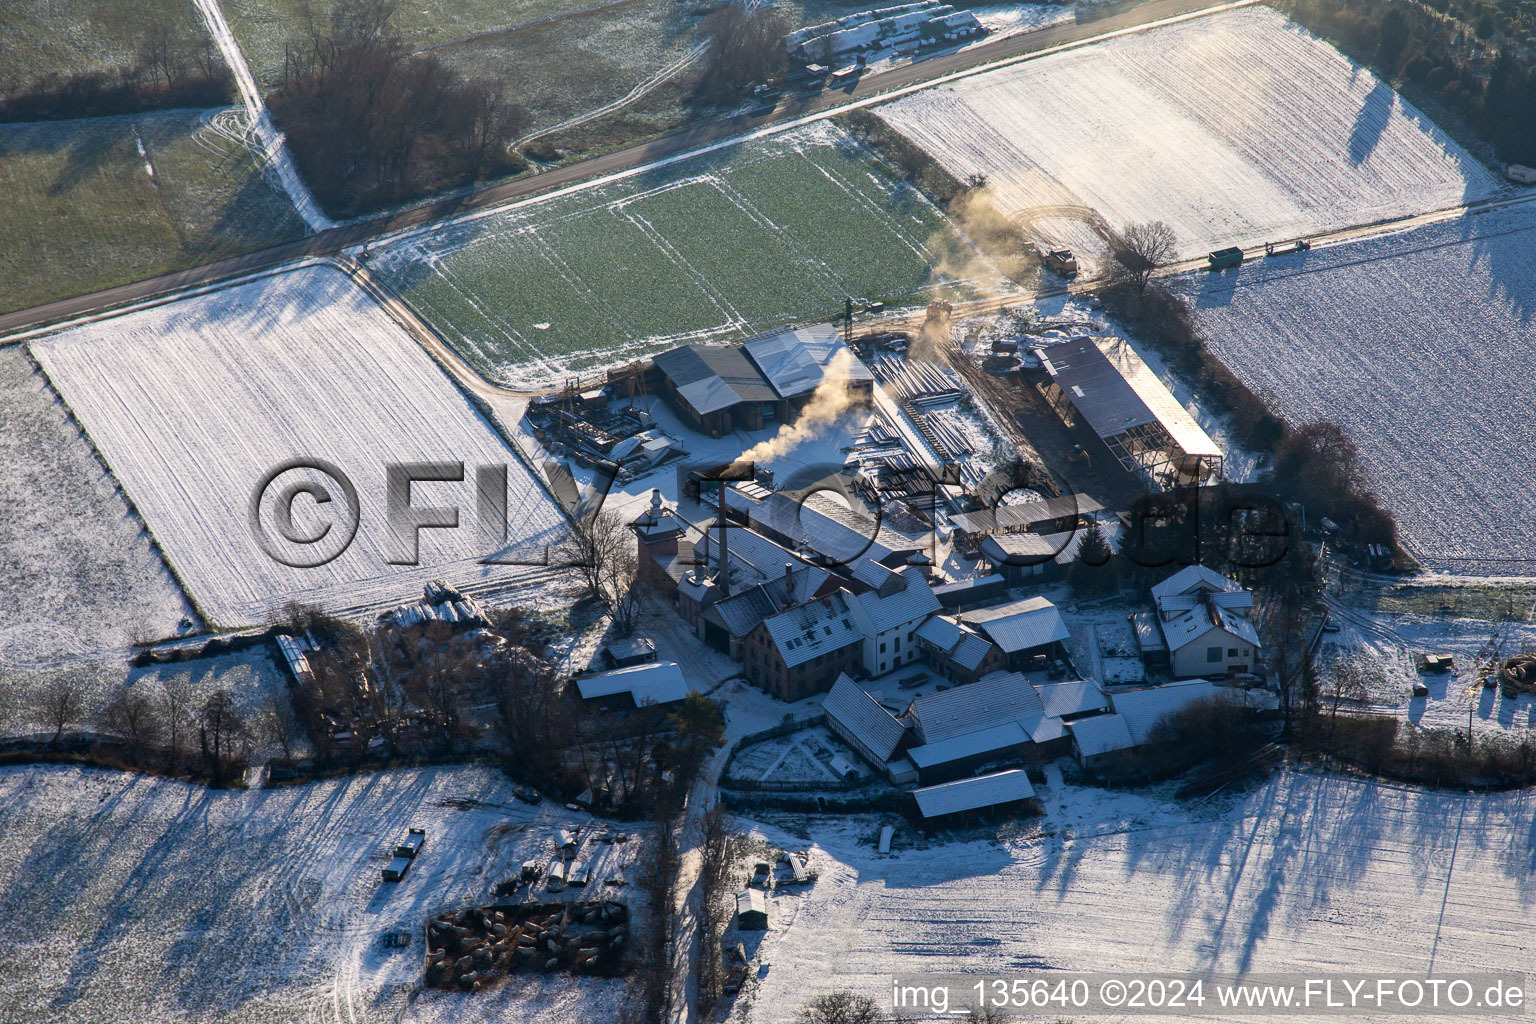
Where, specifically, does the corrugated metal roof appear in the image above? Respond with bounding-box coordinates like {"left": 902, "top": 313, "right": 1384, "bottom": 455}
{"left": 1151, "top": 565, "right": 1242, "bottom": 603}
{"left": 951, "top": 493, "right": 1105, "bottom": 535}
{"left": 913, "top": 769, "right": 1036, "bottom": 818}
{"left": 743, "top": 323, "right": 875, "bottom": 400}
{"left": 727, "top": 487, "right": 921, "bottom": 567}
{"left": 1111, "top": 681, "right": 1229, "bottom": 744}
{"left": 1039, "top": 336, "right": 1220, "bottom": 458}
{"left": 915, "top": 615, "right": 962, "bottom": 650}
{"left": 907, "top": 669, "right": 1045, "bottom": 744}
{"left": 1033, "top": 679, "right": 1110, "bottom": 719}
{"left": 1068, "top": 713, "right": 1136, "bottom": 757}
{"left": 576, "top": 661, "right": 690, "bottom": 704}
{"left": 709, "top": 564, "right": 832, "bottom": 638}
{"left": 762, "top": 591, "right": 863, "bottom": 668}
{"left": 906, "top": 720, "right": 1028, "bottom": 769}
{"left": 950, "top": 632, "right": 995, "bottom": 671}
{"left": 853, "top": 566, "right": 940, "bottom": 635}
{"left": 960, "top": 597, "right": 1071, "bottom": 654}
{"left": 654, "top": 344, "right": 778, "bottom": 414}
{"left": 823, "top": 674, "right": 908, "bottom": 763}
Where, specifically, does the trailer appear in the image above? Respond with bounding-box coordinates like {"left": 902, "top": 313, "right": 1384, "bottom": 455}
{"left": 1207, "top": 247, "right": 1244, "bottom": 270}
{"left": 1263, "top": 238, "right": 1311, "bottom": 257}
{"left": 382, "top": 856, "right": 413, "bottom": 882}
{"left": 393, "top": 827, "right": 426, "bottom": 859}
{"left": 1507, "top": 164, "right": 1536, "bottom": 185}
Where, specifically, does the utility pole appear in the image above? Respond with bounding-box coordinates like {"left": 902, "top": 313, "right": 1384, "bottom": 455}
{"left": 844, "top": 296, "right": 854, "bottom": 344}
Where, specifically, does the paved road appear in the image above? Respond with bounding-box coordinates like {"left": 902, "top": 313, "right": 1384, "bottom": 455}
{"left": 0, "top": 0, "right": 1247, "bottom": 340}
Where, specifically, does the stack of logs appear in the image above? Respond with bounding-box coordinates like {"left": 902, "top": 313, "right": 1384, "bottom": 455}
{"left": 425, "top": 901, "right": 629, "bottom": 990}
{"left": 1497, "top": 654, "right": 1536, "bottom": 698}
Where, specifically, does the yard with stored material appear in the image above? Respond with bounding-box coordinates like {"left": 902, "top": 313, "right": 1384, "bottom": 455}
{"left": 370, "top": 123, "right": 1004, "bottom": 387}
{"left": 874, "top": 6, "right": 1498, "bottom": 267}
{"left": 1175, "top": 205, "right": 1536, "bottom": 573}
{"left": 29, "top": 264, "right": 571, "bottom": 627}
{"left": 0, "top": 765, "right": 649, "bottom": 1024}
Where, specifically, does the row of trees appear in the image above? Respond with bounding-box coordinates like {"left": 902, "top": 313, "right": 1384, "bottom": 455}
{"left": 269, "top": 0, "right": 528, "bottom": 215}
{"left": 0, "top": 24, "right": 230, "bottom": 122}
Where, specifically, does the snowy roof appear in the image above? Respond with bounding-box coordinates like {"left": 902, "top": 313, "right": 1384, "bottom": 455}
{"left": 653, "top": 345, "right": 777, "bottom": 414}
{"left": 906, "top": 670, "right": 1045, "bottom": 744}
{"left": 1151, "top": 564, "right": 1243, "bottom": 603}
{"left": 1039, "top": 336, "right": 1221, "bottom": 458}
{"left": 576, "top": 661, "right": 690, "bottom": 705}
{"left": 906, "top": 720, "right": 1028, "bottom": 769}
{"left": 742, "top": 324, "right": 874, "bottom": 399}
{"left": 1132, "top": 611, "right": 1168, "bottom": 653}
{"left": 708, "top": 564, "right": 832, "bottom": 638}
{"left": 912, "top": 769, "right": 1036, "bottom": 818}
{"left": 1159, "top": 601, "right": 1261, "bottom": 652}
{"left": 1111, "top": 681, "right": 1230, "bottom": 744}
{"left": 736, "top": 889, "right": 767, "bottom": 916}
{"left": 1033, "top": 679, "right": 1110, "bottom": 719}
{"left": 852, "top": 566, "right": 941, "bottom": 635}
{"left": 915, "top": 615, "right": 961, "bottom": 649}
{"left": 1068, "top": 713, "right": 1136, "bottom": 758}
{"left": 823, "top": 674, "right": 908, "bottom": 763}
{"left": 951, "top": 493, "right": 1104, "bottom": 535}
{"left": 727, "top": 487, "right": 921, "bottom": 566}
{"left": 951, "top": 632, "right": 996, "bottom": 671}
{"left": 762, "top": 591, "right": 863, "bottom": 668}
{"left": 959, "top": 597, "right": 1071, "bottom": 654}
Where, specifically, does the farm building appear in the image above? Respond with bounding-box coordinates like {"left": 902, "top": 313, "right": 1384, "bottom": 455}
{"left": 957, "top": 596, "right": 1073, "bottom": 672}
{"left": 605, "top": 637, "right": 658, "bottom": 668}
{"left": 745, "top": 590, "right": 865, "bottom": 701}
{"left": 1038, "top": 337, "right": 1222, "bottom": 488}
{"left": 912, "top": 768, "right": 1036, "bottom": 824}
{"left": 725, "top": 481, "right": 926, "bottom": 572}
{"left": 914, "top": 615, "right": 1005, "bottom": 684}
{"left": 823, "top": 674, "right": 910, "bottom": 771}
{"left": 576, "top": 661, "right": 691, "bottom": 708}
{"left": 742, "top": 323, "right": 875, "bottom": 408}
{"left": 653, "top": 345, "right": 780, "bottom": 436}
{"left": 930, "top": 573, "right": 1006, "bottom": 609}
{"left": 978, "top": 532, "right": 1073, "bottom": 585}
{"left": 847, "top": 564, "right": 942, "bottom": 677}
{"left": 736, "top": 889, "right": 769, "bottom": 930}
{"left": 950, "top": 492, "right": 1105, "bottom": 545}
{"left": 900, "top": 670, "right": 1086, "bottom": 781}
{"left": 1149, "top": 565, "right": 1261, "bottom": 678}
{"left": 699, "top": 562, "right": 840, "bottom": 658}
{"left": 1111, "top": 679, "right": 1236, "bottom": 745}
{"left": 1067, "top": 712, "right": 1137, "bottom": 769}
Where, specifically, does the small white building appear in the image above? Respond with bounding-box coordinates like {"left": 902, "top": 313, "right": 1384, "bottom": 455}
{"left": 1150, "top": 566, "right": 1261, "bottom": 679}
{"left": 848, "top": 564, "right": 941, "bottom": 677}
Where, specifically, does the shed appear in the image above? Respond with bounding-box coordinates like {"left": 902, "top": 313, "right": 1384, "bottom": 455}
{"left": 576, "top": 661, "right": 690, "bottom": 707}
{"left": 736, "top": 889, "right": 769, "bottom": 930}
{"left": 912, "top": 768, "right": 1037, "bottom": 820}
{"left": 1067, "top": 713, "right": 1136, "bottom": 767}
{"left": 606, "top": 636, "right": 658, "bottom": 668}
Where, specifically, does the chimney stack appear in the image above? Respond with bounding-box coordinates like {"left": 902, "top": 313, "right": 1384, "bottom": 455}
{"left": 716, "top": 480, "right": 730, "bottom": 595}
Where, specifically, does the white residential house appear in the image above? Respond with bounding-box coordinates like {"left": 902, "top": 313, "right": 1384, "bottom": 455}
{"left": 1150, "top": 565, "right": 1261, "bottom": 679}
{"left": 847, "top": 564, "right": 941, "bottom": 677}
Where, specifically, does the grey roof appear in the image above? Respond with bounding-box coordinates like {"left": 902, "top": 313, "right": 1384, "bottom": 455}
{"left": 726, "top": 487, "right": 922, "bottom": 567}
{"left": 1033, "top": 679, "right": 1110, "bottom": 719}
{"left": 912, "top": 769, "right": 1036, "bottom": 818}
{"left": 906, "top": 669, "right": 1046, "bottom": 744}
{"left": 960, "top": 597, "right": 1071, "bottom": 654}
{"left": 823, "top": 674, "right": 908, "bottom": 763}
{"left": 576, "top": 661, "right": 690, "bottom": 704}
{"left": 852, "top": 566, "right": 941, "bottom": 635}
{"left": 1151, "top": 564, "right": 1244, "bottom": 603}
{"left": 654, "top": 345, "right": 777, "bottom": 415}
{"left": 915, "top": 615, "right": 962, "bottom": 650}
{"left": 950, "top": 632, "right": 996, "bottom": 671}
{"left": 952, "top": 493, "right": 1105, "bottom": 535}
{"left": 762, "top": 591, "right": 863, "bottom": 668}
{"left": 1038, "top": 336, "right": 1220, "bottom": 457}
{"left": 931, "top": 574, "right": 1005, "bottom": 597}
{"left": 743, "top": 323, "right": 874, "bottom": 399}
{"left": 1132, "top": 610, "right": 1168, "bottom": 653}
{"left": 736, "top": 889, "right": 767, "bottom": 915}
{"left": 1160, "top": 602, "right": 1262, "bottom": 652}
{"left": 914, "top": 616, "right": 996, "bottom": 671}
{"left": 709, "top": 564, "right": 832, "bottom": 639}
{"left": 1068, "top": 713, "right": 1136, "bottom": 758}
{"left": 1111, "top": 681, "right": 1230, "bottom": 744}
{"left": 907, "top": 720, "right": 1028, "bottom": 769}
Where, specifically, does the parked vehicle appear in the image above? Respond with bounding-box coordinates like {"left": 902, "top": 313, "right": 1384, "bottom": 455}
{"left": 567, "top": 863, "right": 589, "bottom": 888}
{"left": 1044, "top": 249, "right": 1078, "bottom": 276}
{"left": 382, "top": 856, "right": 413, "bottom": 882}
{"left": 547, "top": 861, "right": 567, "bottom": 892}
{"left": 514, "top": 786, "right": 541, "bottom": 805}
{"left": 393, "top": 827, "right": 426, "bottom": 859}
{"left": 1507, "top": 163, "right": 1536, "bottom": 185}
{"left": 1207, "top": 246, "right": 1244, "bottom": 270}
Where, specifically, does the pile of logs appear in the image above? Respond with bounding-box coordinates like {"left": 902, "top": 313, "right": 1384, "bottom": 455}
{"left": 1497, "top": 654, "right": 1536, "bottom": 698}
{"left": 425, "top": 901, "right": 629, "bottom": 990}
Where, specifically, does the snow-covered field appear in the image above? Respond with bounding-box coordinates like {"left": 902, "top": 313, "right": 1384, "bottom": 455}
{"left": 30, "top": 265, "right": 570, "bottom": 627}
{"left": 875, "top": 7, "right": 1497, "bottom": 265}
{"left": 733, "top": 768, "right": 1536, "bottom": 1022}
{"left": 1175, "top": 205, "right": 1536, "bottom": 571}
{"left": 0, "top": 345, "right": 190, "bottom": 667}
{"left": 0, "top": 764, "right": 647, "bottom": 1024}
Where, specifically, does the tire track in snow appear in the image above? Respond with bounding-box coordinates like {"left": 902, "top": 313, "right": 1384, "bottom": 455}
{"left": 190, "top": 0, "right": 336, "bottom": 234}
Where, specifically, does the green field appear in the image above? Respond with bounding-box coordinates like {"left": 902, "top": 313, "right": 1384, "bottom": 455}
{"left": 369, "top": 123, "right": 1004, "bottom": 387}
{"left": 0, "top": 108, "right": 307, "bottom": 315}
{"left": 0, "top": 0, "right": 209, "bottom": 91}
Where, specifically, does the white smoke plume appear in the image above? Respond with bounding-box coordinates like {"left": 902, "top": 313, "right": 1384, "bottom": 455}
{"left": 736, "top": 348, "right": 859, "bottom": 465}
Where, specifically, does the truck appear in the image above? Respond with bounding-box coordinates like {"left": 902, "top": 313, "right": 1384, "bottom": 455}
{"left": 393, "top": 827, "right": 426, "bottom": 859}
{"left": 1207, "top": 246, "right": 1244, "bottom": 270}
{"left": 1508, "top": 164, "right": 1536, "bottom": 185}
{"left": 1043, "top": 249, "right": 1078, "bottom": 276}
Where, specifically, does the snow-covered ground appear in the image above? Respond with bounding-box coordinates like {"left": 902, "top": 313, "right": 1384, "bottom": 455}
{"left": 0, "top": 764, "right": 648, "bottom": 1024}
{"left": 732, "top": 768, "right": 1536, "bottom": 1022}
{"left": 1175, "top": 205, "right": 1536, "bottom": 571}
{"left": 30, "top": 265, "right": 570, "bottom": 627}
{"left": 0, "top": 346, "right": 191, "bottom": 668}
{"left": 875, "top": 7, "right": 1497, "bottom": 268}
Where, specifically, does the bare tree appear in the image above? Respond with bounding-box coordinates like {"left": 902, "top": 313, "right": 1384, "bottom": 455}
{"left": 36, "top": 673, "right": 87, "bottom": 745}
{"left": 556, "top": 508, "right": 632, "bottom": 604}
{"left": 98, "top": 686, "right": 164, "bottom": 765}
{"left": 256, "top": 689, "right": 301, "bottom": 761}
{"left": 603, "top": 544, "right": 646, "bottom": 635}
{"left": 696, "top": 5, "right": 790, "bottom": 101}
{"left": 200, "top": 689, "right": 248, "bottom": 787}
{"left": 797, "top": 992, "right": 885, "bottom": 1024}
{"left": 699, "top": 804, "right": 748, "bottom": 1011}
{"left": 158, "top": 675, "right": 197, "bottom": 767}
{"left": 1111, "top": 220, "right": 1177, "bottom": 293}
